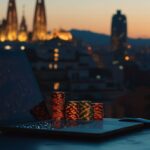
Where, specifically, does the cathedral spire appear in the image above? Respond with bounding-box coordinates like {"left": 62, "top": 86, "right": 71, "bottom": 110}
{"left": 18, "top": 5, "right": 28, "bottom": 42}
{"left": 32, "top": 0, "right": 47, "bottom": 41}
{"left": 20, "top": 5, "right": 27, "bottom": 32}
{"left": 6, "top": 0, "right": 18, "bottom": 41}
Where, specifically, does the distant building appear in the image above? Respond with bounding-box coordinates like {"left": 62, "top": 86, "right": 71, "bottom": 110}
{"left": 32, "top": 0, "right": 47, "bottom": 41}
{"left": 111, "top": 10, "right": 128, "bottom": 60}
{"left": 6, "top": 0, "right": 18, "bottom": 41}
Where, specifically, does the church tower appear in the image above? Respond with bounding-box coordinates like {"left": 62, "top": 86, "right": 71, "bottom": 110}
{"left": 32, "top": 0, "right": 47, "bottom": 41}
{"left": 18, "top": 7, "right": 28, "bottom": 42}
{"left": 6, "top": 0, "right": 18, "bottom": 41}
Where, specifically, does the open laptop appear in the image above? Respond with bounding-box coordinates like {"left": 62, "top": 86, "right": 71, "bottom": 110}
{"left": 0, "top": 50, "right": 43, "bottom": 125}
{"left": 0, "top": 51, "right": 144, "bottom": 140}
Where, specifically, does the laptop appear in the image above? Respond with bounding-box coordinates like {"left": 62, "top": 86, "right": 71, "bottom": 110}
{"left": 0, "top": 51, "right": 43, "bottom": 125}
{"left": 0, "top": 51, "right": 144, "bottom": 140}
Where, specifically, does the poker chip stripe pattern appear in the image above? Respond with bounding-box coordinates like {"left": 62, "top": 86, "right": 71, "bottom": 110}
{"left": 92, "top": 103, "right": 104, "bottom": 120}
{"left": 51, "top": 92, "right": 65, "bottom": 121}
{"left": 79, "top": 101, "right": 93, "bottom": 121}
{"left": 65, "top": 101, "right": 79, "bottom": 121}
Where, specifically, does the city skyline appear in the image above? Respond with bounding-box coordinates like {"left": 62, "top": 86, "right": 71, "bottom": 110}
{"left": 1, "top": 0, "right": 150, "bottom": 38}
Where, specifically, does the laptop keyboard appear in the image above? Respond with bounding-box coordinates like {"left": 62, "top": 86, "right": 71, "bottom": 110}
{"left": 14, "top": 121, "right": 52, "bottom": 130}
{"left": 11, "top": 120, "right": 104, "bottom": 131}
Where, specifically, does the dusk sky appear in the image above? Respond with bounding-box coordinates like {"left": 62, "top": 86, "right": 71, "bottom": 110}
{"left": 1, "top": 0, "right": 150, "bottom": 38}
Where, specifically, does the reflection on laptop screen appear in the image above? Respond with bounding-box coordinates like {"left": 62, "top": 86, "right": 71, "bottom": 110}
{"left": 0, "top": 51, "right": 43, "bottom": 124}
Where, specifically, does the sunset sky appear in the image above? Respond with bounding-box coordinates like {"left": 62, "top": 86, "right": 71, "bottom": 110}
{"left": 1, "top": 0, "right": 150, "bottom": 38}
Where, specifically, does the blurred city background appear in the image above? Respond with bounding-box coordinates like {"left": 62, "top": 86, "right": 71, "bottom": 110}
{"left": 0, "top": 0, "right": 150, "bottom": 119}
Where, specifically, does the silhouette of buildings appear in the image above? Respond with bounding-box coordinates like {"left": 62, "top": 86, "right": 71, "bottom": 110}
{"left": 25, "top": 38, "right": 114, "bottom": 100}
{"left": 32, "top": 0, "right": 47, "bottom": 41}
{"left": 6, "top": 0, "right": 18, "bottom": 41}
{"left": 111, "top": 10, "right": 128, "bottom": 60}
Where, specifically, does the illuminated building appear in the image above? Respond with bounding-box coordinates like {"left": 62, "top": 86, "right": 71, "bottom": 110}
{"left": 6, "top": 0, "right": 18, "bottom": 41}
{"left": 47, "top": 29, "right": 73, "bottom": 41}
{"left": 0, "top": 19, "right": 7, "bottom": 42}
{"left": 0, "top": 0, "right": 73, "bottom": 42}
{"left": 32, "top": 0, "right": 47, "bottom": 41}
{"left": 111, "top": 10, "right": 128, "bottom": 60}
{"left": 18, "top": 12, "right": 28, "bottom": 42}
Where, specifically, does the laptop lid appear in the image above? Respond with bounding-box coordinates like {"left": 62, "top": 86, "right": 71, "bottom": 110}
{"left": 0, "top": 51, "right": 43, "bottom": 125}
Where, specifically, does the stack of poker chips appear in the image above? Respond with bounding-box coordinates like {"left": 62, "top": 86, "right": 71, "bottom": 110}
{"left": 31, "top": 91, "right": 104, "bottom": 122}
{"left": 51, "top": 92, "right": 65, "bottom": 121}
{"left": 92, "top": 103, "right": 104, "bottom": 120}
{"left": 65, "top": 101, "right": 79, "bottom": 121}
{"left": 79, "top": 101, "right": 93, "bottom": 121}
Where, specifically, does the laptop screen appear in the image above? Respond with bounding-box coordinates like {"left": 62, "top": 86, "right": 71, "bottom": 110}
{"left": 0, "top": 51, "right": 43, "bottom": 125}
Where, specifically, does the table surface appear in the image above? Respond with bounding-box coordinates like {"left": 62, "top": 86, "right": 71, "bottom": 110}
{"left": 0, "top": 128, "right": 149, "bottom": 150}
